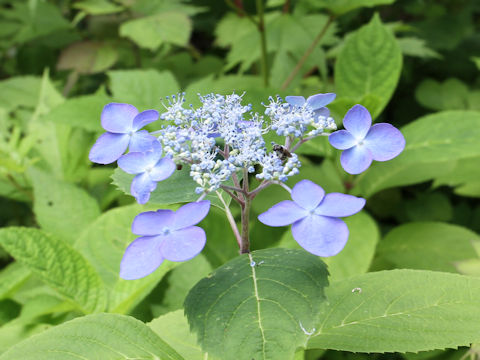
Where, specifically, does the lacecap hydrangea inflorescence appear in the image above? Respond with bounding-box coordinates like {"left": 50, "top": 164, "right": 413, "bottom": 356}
{"left": 89, "top": 92, "right": 405, "bottom": 280}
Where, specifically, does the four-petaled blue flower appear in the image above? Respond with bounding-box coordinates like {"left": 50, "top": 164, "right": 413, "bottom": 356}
{"left": 328, "top": 104, "right": 405, "bottom": 174}
{"left": 89, "top": 103, "right": 158, "bottom": 164}
{"left": 120, "top": 200, "right": 211, "bottom": 280}
{"left": 258, "top": 180, "right": 365, "bottom": 257}
{"left": 118, "top": 141, "right": 176, "bottom": 204}
{"left": 286, "top": 93, "right": 336, "bottom": 118}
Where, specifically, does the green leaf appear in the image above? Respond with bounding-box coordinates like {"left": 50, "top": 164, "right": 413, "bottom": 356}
{"left": 73, "top": 0, "right": 124, "bottom": 15}
{"left": 353, "top": 111, "right": 480, "bottom": 197}
{"left": 184, "top": 248, "right": 329, "bottom": 360}
{"left": 397, "top": 37, "right": 442, "bottom": 59}
{"left": 0, "top": 313, "right": 184, "bottom": 360}
{"left": 307, "top": 270, "right": 480, "bottom": 352}
{"left": 120, "top": 12, "right": 192, "bottom": 50}
{"left": 0, "top": 76, "right": 43, "bottom": 112}
{"left": 310, "top": 0, "right": 396, "bottom": 15}
{"left": 455, "top": 259, "right": 480, "bottom": 277}
{"left": 415, "top": 78, "right": 480, "bottom": 111}
{"left": 278, "top": 212, "right": 379, "bottom": 281}
{"left": 377, "top": 222, "right": 480, "bottom": 273}
{"left": 75, "top": 204, "right": 178, "bottom": 314}
{"left": 111, "top": 167, "right": 231, "bottom": 209}
{"left": 149, "top": 310, "right": 215, "bottom": 360}
{"left": 29, "top": 168, "right": 101, "bottom": 245}
{"left": 151, "top": 255, "right": 212, "bottom": 316}
{"left": 57, "top": 41, "right": 118, "bottom": 74}
{"left": 108, "top": 69, "right": 179, "bottom": 110}
{"left": 335, "top": 14, "right": 402, "bottom": 118}
{"left": 200, "top": 206, "right": 239, "bottom": 268}
{"left": 45, "top": 93, "right": 111, "bottom": 132}
{"left": 404, "top": 192, "right": 453, "bottom": 222}
{"left": 0, "top": 227, "right": 107, "bottom": 314}
{"left": 0, "top": 262, "right": 31, "bottom": 300}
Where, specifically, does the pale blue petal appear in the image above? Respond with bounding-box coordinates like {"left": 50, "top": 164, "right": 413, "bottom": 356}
{"left": 131, "top": 172, "right": 157, "bottom": 204}
{"left": 172, "top": 201, "right": 211, "bottom": 230}
{"left": 258, "top": 200, "right": 307, "bottom": 227}
{"left": 291, "top": 180, "right": 325, "bottom": 211}
{"left": 132, "top": 209, "right": 175, "bottom": 235}
{"left": 291, "top": 215, "right": 348, "bottom": 257}
{"left": 132, "top": 110, "right": 159, "bottom": 131}
{"left": 329, "top": 130, "right": 357, "bottom": 150}
{"left": 285, "top": 96, "right": 306, "bottom": 107}
{"left": 313, "top": 107, "right": 330, "bottom": 119}
{"left": 118, "top": 152, "right": 151, "bottom": 174}
{"left": 129, "top": 130, "right": 158, "bottom": 152}
{"left": 340, "top": 145, "right": 373, "bottom": 174}
{"left": 161, "top": 226, "right": 206, "bottom": 262}
{"left": 315, "top": 193, "right": 366, "bottom": 217}
{"left": 343, "top": 104, "right": 371, "bottom": 140}
{"left": 150, "top": 157, "right": 176, "bottom": 182}
{"left": 119, "top": 236, "right": 163, "bottom": 280}
{"left": 89, "top": 132, "right": 129, "bottom": 164}
{"left": 364, "top": 123, "right": 405, "bottom": 161}
{"left": 306, "top": 93, "right": 336, "bottom": 110}
{"left": 101, "top": 103, "right": 137, "bottom": 133}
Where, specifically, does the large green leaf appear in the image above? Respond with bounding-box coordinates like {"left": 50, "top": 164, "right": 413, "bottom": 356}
{"left": 335, "top": 14, "right": 402, "bottom": 118}
{"left": 184, "top": 248, "right": 329, "bottom": 360}
{"left": 377, "top": 222, "right": 479, "bottom": 273}
{"left": 29, "top": 168, "right": 101, "bottom": 245}
{"left": 120, "top": 12, "right": 192, "bottom": 50}
{"left": 307, "top": 270, "right": 480, "bottom": 352}
{"left": 57, "top": 41, "right": 118, "bottom": 74}
{"left": 75, "top": 204, "right": 178, "bottom": 314}
{"left": 278, "top": 211, "right": 379, "bottom": 281}
{"left": 0, "top": 227, "right": 106, "bottom": 314}
{"left": 0, "top": 313, "right": 183, "bottom": 360}
{"left": 108, "top": 69, "right": 179, "bottom": 110}
{"left": 353, "top": 111, "right": 480, "bottom": 197}
{"left": 111, "top": 167, "right": 231, "bottom": 209}
{"left": 0, "top": 262, "right": 30, "bottom": 300}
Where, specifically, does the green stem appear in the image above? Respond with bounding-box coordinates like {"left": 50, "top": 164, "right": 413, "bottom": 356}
{"left": 256, "top": 0, "right": 269, "bottom": 87}
{"left": 216, "top": 191, "right": 242, "bottom": 248}
{"left": 240, "top": 168, "right": 251, "bottom": 253}
{"left": 280, "top": 15, "right": 334, "bottom": 91}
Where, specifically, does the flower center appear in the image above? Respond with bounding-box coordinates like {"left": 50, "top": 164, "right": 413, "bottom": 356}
{"left": 161, "top": 227, "right": 171, "bottom": 236}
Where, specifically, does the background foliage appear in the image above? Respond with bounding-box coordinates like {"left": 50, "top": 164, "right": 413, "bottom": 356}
{"left": 0, "top": 0, "right": 479, "bottom": 359}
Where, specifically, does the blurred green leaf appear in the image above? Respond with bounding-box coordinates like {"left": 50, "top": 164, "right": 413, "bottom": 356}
{"left": 397, "top": 37, "right": 442, "bottom": 59}
{"left": 29, "top": 168, "right": 101, "bottom": 245}
{"left": 57, "top": 41, "right": 118, "bottom": 75}
{"left": 0, "top": 313, "right": 184, "bottom": 360}
{"left": 0, "top": 227, "right": 107, "bottom": 314}
{"left": 455, "top": 259, "right": 480, "bottom": 277}
{"left": 0, "top": 262, "right": 31, "bottom": 300}
{"left": 377, "top": 222, "right": 479, "bottom": 273}
{"left": 278, "top": 211, "right": 379, "bottom": 281}
{"left": 120, "top": 12, "right": 192, "bottom": 51}
{"left": 307, "top": 270, "right": 480, "bottom": 352}
{"left": 0, "top": 76, "right": 44, "bottom": 112}
{"left": 44, "top": 93, "right": 110, "bottom": 132}
{"left": 73, "top": 0, "right": 124, "bottom": 15}
{"left": 149, "top": 310, "right": 212, "bottom": 360}
{"left": 353, "top": 111, "right": 480, "bottom": 197}
{"left": 108, "top": 69, "right": 179, "bottom": 110}
{"left": 404, "top": 192, "right": 453, "bottom": 222}
{"left": 335, "top": 14, "right": 402, "bottom": 118}
{"left": 307, "top": 0, "right": 396, "bottom": 15}
{"left": 184, "top": 248, "right": 329, "bottom": 360}
{"left": 151, "top": 255, "right": 212, "bottom": 316}
{"left": 75, "top": 204, "right": 179, "bottom": 314}
{"left": 415, "top": 78, "right": 480, "bottom": 111}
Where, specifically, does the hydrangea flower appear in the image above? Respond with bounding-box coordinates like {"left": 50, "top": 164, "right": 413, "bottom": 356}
{"left": 89, "top": 103, "right": 158, "bottom": 164}
{"left": 118, "top": 141, "right": 175, "bottom": 204}
{"left": 120, "top": 200, "right": 211, "bottom": 280}
{"left": 286, "top": 93, "right": 336, "bottom": 118}
{"left": 258, "top": 180, "right": 365, "bottom": 256}
{"left": 329, "top": 104, "right": 405, "bottom": 174}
